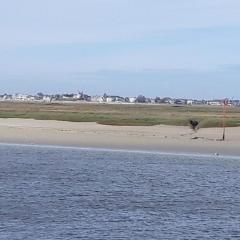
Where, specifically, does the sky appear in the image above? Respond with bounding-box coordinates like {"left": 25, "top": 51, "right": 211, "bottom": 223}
{"left": 1, "top": 0, "right": 240, "bottom": 98}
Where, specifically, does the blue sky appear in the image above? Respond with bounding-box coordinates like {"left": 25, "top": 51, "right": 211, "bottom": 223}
{"left": 1, "top": 0, "right": 240, "bottom": 98}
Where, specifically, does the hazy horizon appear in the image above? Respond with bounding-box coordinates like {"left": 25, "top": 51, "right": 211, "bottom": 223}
{"left": 1, "top": 0, "right": 240, "bottom": 98}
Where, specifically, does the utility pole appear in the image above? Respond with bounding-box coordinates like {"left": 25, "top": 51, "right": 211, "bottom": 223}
{"left": 222, "top": 98, "right": 228, "bottom": 141}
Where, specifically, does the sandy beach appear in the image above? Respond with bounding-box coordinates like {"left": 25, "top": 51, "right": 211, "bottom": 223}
{"left": 0, "top": 118, "right": 239, "bottom": 156}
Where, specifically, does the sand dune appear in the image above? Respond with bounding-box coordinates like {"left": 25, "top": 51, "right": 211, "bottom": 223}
{"left": 0, "top": 118, "right": 239, "bottom": 156}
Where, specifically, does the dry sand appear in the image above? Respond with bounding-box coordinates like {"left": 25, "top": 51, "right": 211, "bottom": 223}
{"left": 0, "top": 118, "right": 239, "bottom": 156}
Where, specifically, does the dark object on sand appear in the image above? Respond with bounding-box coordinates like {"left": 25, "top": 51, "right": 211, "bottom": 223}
{"left": 189, "top": 120, "right": 199, "bottom": 131}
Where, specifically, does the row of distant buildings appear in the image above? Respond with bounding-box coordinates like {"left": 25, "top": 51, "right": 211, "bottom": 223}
{"left": 0, "top": 92, "right": 239, "bottom": 106}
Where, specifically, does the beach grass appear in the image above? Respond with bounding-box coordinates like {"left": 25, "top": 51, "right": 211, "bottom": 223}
{"left": 0, "top": 102, "right": 240, "bottom": 127}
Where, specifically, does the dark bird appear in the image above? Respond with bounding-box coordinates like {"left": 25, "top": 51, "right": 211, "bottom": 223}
{"left": 189, "top": 120, "right": 199, "bottom": 131}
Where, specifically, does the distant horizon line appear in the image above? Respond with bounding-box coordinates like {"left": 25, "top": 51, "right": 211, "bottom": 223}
{"left": 0, "top": 91, "right": 237, "bottom": 101}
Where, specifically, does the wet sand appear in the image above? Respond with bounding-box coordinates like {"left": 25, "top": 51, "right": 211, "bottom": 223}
{"left": 0, "top": 118, "right": 239, "bottom": 156}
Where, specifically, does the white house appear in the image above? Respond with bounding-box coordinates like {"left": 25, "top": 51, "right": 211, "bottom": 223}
{"left": 13, "top": 94, "right": 29, "bottom": 101}
{"left": 208, "top": 101, "right": 222, "bottom": 106}
{"left": 187, "top": 100, "right": 193, "bottom": 105}
{"left": 73, "top": 93, "right": 81, "bottom": 100}
{"left": 91, "top": 95, "right": 104, "bottom": 103}
{"left": 106, "top": 97, "right": 114, "bottom": 103}
{"left": 129, "top": 97, "right": 136, "bottom": 103}
{"left": 43, "top": 96, "right": 52, "bottom": 103}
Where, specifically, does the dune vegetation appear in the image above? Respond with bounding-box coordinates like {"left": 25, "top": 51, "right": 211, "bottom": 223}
{"left": 0, "top": 102, "right": 239, "bottom": 128}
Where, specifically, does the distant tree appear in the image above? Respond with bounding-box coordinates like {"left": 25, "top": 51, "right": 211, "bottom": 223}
{"left": 136, "top": 95, "right": 146, "bottom": 103}
{"left": 36, "top": 92, "right": 44, "bottom": 99}
{"left": 37, "top": 92, "right": 44, "bottom": 97}
{"left": 54, "top": 94, "right": 61, "bottom": 100}
{"left": 155, "top": 97, "right": 161, "bottom": 103}
{"left": 125, "top": 97, "right": 130, "bottom": 103}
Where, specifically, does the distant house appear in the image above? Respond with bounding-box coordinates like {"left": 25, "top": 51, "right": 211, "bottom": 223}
{"left": 145, "top": 98, "right": 152, "bottom": 103}
{"left": 186, "top": 100, "right": 193, "bottom": 105}
{"left": 193, "top": 100, "right": 206, "bottom": 105}
{"left": 13, "top": 94, "right": 32, "bottom": 102}
{"left": 28, "top": 96, "right": 35, "bottom": 101}
{"left": 73, "top": 93, "right": 82, "bottom": 100}
{"left": 106, "top": 96, "right": 125, "bottom": 103}
{"left": 7, "top": 94, "right": 13, "bottom": 100}
{"left": 161, "top": 97, "right": 174, "bottom": 104}
{"left": 91, "top": 95, "right": 104, "bottom": 103}
{"left": 62, "top": 93, "right": 74, "bottom": 100}
{"left": 74, "top": 92, "right": 91, "bottom": 101}
{"left": 43, "top": 96, "right": 52, "bottom": 103}
{"left": 174, "top": 99, "right": 186, "bottom": 105}
{"left": 0, "top": 94, "right": 12, "bottom": 101}
{"left": 150, "top": 98, "right": 155, "bottom": 104}
{"left": 106, "top": 97, "right": 114, "bottom": 103}
{"left": 128, "top": 97, "right": 136, "bottom": 103}
{"left": 207, "top": 101, "right": 222, "bottom": 106}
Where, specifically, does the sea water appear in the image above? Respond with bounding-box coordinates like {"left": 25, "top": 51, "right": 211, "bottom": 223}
{"left": 0, "top": 144, "right": 240, "bottom": 240}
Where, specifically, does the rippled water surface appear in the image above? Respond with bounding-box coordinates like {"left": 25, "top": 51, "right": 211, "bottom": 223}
{"left": 0, "top": 144, "right": 240, "bottom": 239}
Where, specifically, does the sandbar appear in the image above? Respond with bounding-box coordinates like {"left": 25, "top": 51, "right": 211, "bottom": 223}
{"left": 0, "top": 118, "right": 239, "bottom": 156}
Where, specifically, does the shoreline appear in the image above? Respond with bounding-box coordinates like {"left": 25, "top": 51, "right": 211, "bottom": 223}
{"left": 0, "top": 118, "right": 239, "bottom": 157}
{"left": 1, "top": 142, "right": 240, "bottom": 159}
